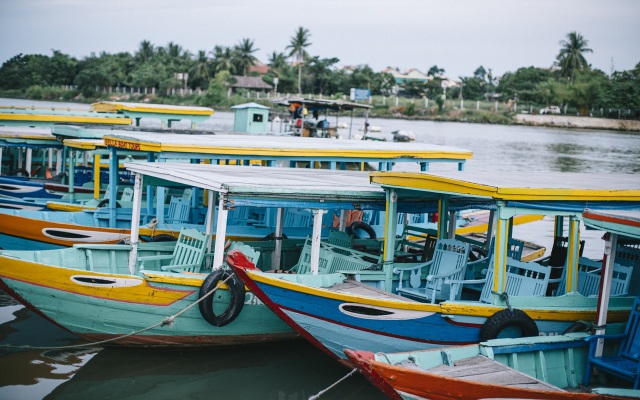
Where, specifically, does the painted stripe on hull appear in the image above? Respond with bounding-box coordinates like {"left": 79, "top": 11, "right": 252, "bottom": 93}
{"left": 282, "top": 310, "right": 444, "bottom": 360}
{"left": 1, "top": 277, "right": 294, "bottom": 342}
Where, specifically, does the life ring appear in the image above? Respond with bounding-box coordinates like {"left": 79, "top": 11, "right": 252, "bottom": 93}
{"left": 96, "top": 199, "right": 122, "bottom": 208}
{"left": 479, "top": 308, "right": 538, "bottom": 341}
{"left": 198, "top": 269, "right": 246, "bottom": 327}
{"left": 347, "top": 221, "right": 377, "bottom": 240}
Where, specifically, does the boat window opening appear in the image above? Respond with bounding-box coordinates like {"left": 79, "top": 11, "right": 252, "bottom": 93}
{"left": 342, "top": 305, "right": 394, "bottom": 316}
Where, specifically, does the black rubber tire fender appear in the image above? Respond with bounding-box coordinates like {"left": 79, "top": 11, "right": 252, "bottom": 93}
{"left": 479, "top": 308, "right": 539, "bottom": 342}
{"left": 198, "top": 269, "right": 246, "bottom": 327}
{"left": 469, "top": 245, "right": 488, "bottom": 262}
{"left": 96, "top": 199, "right": 122, "bottom": 208}
{"left": 8, "top": 168, "right": 29, "bottom": 177}
{"left": 346, "top": 221, "right": 377, "bottom": 240}
{"left": 562, "top": 321, "right": 591, "bottom": 334}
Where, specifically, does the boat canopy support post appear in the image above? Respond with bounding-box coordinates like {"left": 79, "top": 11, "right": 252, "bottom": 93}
{"left": 56, "top": 149, "right": 62, "bottom": 176}
{"left": 492, "top": 202, "right": 512, "bottom": 305}
{"left": 348, "top": 109, "right": 354, "bottom": 139}
{"left": 484, "top": 210, "right": 496, "bottom": 252}
{"left": 93, "top": 154, "right": 101, "bottom": 199}
{"left": 595, "top": 232, "right": 618, "bottom": 357}
{"left": 205, "top": 190, "right": 216, "bottom": 255}
{"left": 273, "top": 208, "right": 284, "bottom": 270}
{"left": 310, "top": 209, "right": 327, "bottom": 275}
{"left": 448, "top": 211, "right": 458, "bottom": 239}
{"left": 68, "top": 150, "right": 76, "bottom": 204}
{"left": 384, "top": 189, "right": 399, "bottom": 291}
{"left": 128, "top": 172, "right": 143, "bottom": 274}
{"left": 554, "top": 216, "right": 565, "bottom": 237}
{"left": 566, "top": 216, "right": 582, "bottom": 293}
{"left": 25, "top": 148, "right": 32, "bottom": 176}
{"left": 212, "top": 194, "right": 229, "bottom": 270}
{"left": 108, "top": 147, "right": 118, "bottom": 228}
{"left": 437, "top": 196, "right": 450, "bottom": 239}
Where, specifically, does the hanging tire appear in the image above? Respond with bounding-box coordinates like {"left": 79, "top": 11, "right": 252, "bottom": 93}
{"left": 347, "top": 221, "right": 377, "bottom": 239}
{"left": 479, "top": 308, "right": 538, "bottom": 342}
{"left": 198, "top": 269, "right": 246, "bottom": 327}
{"left": 8, "top": 168, "right": 29, "bottom": 177}
{"left": 96, "top": 199, "right": 122, "bottom": 208}
{"left": 469, "top": 245, "right": 488, "bottom": 262}
{"left": 563, "top": 321, "right": 591, "bottom": 334}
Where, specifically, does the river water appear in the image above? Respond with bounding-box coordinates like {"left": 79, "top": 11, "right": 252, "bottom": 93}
{"left": 0, "top": 99, "right": 639, "bottom": 400}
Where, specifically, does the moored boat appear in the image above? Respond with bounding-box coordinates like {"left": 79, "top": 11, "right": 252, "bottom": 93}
{"left": 345, "top": 208, "right": 640, "bottom": 400}
{"left": 228, "top": 170, "right": 640, "bottom": 363}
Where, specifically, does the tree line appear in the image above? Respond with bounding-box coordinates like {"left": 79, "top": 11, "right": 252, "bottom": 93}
{"left": 0, "top": 29, "right": 637, "bottom": 118}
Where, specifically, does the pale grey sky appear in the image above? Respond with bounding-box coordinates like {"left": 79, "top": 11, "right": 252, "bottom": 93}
{"left": 1, "top": 0, "right": 638, "bottom": 80}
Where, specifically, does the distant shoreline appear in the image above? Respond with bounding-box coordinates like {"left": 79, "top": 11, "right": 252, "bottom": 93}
{"left": 513, "top": 114, "right": 640, "bottom": 132}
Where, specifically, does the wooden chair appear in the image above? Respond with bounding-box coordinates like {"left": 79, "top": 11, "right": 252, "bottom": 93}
{"left": 225, "top": 241, "right": 260, "bottom": 267}
{"left": 137, "top": 228, "right": 210, "bottom": 273}
{"left": 479, "top": 258, "right": 550, "bottom": 304}
{"left": 394, "top": 238, "right": 470, "bottom": 303}
{"left": 290, "top": 237, "right": 379, "bottom": 275}
{"left": 554, "top": 257, "right": 632, "bottom": 297}
{"left": 585, "top": 296, "right": 640, "bottom": 389}
{"left": 394, "top": 225, "right": 437, "bottom": 262}
{"left": 328, "top": 230, "right": 353, "bottom": 249}
{"left": 164, "top": 196, "right": 191, "bottom": 224}
{"left": 617, "top": 245, "right": 640, "bottom": 296}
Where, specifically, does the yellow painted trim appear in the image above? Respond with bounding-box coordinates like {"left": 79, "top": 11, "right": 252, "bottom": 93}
{"left": 0, "top": 113, "right": 132, "bottom": 125}
{"left": 371, "top": 172, "right": 640, "bottom": 201}
{"left": 246, "top": 270, "right": 631, "bottom": 323}
{"left": 91, "top": 102, "right": 214, "bottom": 116}
{"left": 101, "top": 137, "right": 472, "bottom": 159}
{"left": 456, "top": 214, "right": 544, "bottom": 235}
{"left": 63, "top": 139, "right": 105, "bottom": 150}
{"left": 0, "top": 256, "right": 196, "bottom": 305}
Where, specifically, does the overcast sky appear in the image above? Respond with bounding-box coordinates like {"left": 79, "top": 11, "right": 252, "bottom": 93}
{"left": 2, "top": 0, "right": 639, "bottom": 80}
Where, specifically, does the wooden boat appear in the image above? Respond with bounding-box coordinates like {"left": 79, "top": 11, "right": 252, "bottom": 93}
{"left": 0, "top": 129, "right": 472, "bottom": 250}
{"left": 0, "top": 164, "right": 395, "bottom": 346}
{"left": 344, "top": 208, "right": 640, "bottom": 400}
{"left": 228, "top": 171, "right": 640, "bottom": 364}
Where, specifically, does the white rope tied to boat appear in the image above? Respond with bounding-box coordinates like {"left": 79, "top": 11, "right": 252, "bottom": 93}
{"left": 0, "top": 271, "right": 235, "bottom": 351}
{"left": 308, "top": 368, "right": 358, "bottom": 400}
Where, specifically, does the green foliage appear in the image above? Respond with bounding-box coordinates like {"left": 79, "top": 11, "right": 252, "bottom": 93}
{"left": 199, "top": 71, "right": 231, "bottom": 106}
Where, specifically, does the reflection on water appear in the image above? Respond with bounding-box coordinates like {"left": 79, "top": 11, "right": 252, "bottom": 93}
{"left": 0, "top": 289, "right": 384, "bottom": 400}
{"left": 0, "top": 98, "right": 638, "bottom": 398}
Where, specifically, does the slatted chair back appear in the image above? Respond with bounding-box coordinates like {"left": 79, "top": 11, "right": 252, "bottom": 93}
{"left": 555, "top": 257, "right": 601, "bottom": 296}
{"left": 548, "top": 236, "right": 585, "bottom": 267}
{"left": 394, "top": 225, "right": 437, "bottom": 262}
{"left": 165, "top": 196, "right": 191, "bottom": 224}
{"left": 481, "top": 258, "right": 550, "bottom": 303}
{"left": 617, "top": 245, "right": 640, "bottom": 296}
{"left": 120, "top": 187, "right": 134, "bottom": 202}
{"left": 395, "top": 238, "right": 470, "bottom": 303}
{"left": 168, "top": 229, "right": 209, "bottom": 273}
{"left": 328, "top": 230, "right": 353, "bottom": 249}
{"left": 585, "top": 297, "right": 640, "bottom": 388}
{"left": 225, "top": 241, "right": 260, "bottom": 266}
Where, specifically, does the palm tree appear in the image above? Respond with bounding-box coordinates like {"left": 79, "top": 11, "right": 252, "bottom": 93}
{"left": 555, "top": 32, "right": 593, "bottom": 83}
{"left": 268, "top": 51, "right": 288, "bottom": 73}
{"left": 136, "top": 40, "right": 155, "bottom": 63}
{"left": 189, "top": 50, "right": 211, "bottom": 89}
{"left": 210, "top": 45, "right": 236, "bottom": 75}
{"left": 233, "top": 38, "right": 259, "bottom": 76}
{"left": 286, "top": 26, "right": 312, "bottom": 94}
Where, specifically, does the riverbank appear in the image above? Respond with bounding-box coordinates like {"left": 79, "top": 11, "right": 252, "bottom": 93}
{"left": 514, "top": 114, "right": 640, "bottom": 132}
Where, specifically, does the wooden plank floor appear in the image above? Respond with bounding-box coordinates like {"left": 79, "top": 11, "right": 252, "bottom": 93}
{"left": 426, "top": 355, "right": 564, "bottom": 392}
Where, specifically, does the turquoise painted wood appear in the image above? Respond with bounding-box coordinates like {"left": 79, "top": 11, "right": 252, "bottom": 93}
{"left": 137, "top": 228, "right": 210, "bottom": 273}
{"left": 394, "top": 238, "right": 470, "bottom": 303}
{"left": 231, "top": 103, "right": 270, "bottom": 133}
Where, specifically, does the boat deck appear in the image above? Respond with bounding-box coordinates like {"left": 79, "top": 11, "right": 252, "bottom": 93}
{"left": 422, "top": 355, "right": 564, "bottom": 392}
{"left": 329, "top": 279, "right": 418, "bottom": 301}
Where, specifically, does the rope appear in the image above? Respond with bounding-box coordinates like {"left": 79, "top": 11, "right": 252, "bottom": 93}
{"left": 492, "top": 290, "right": 512, "bottom": 310}
{"left": 0, "top": 271, "right": 235, "bottom": 352}
{"left": 308, "top": 368, "right": 358, "bottom": 400}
